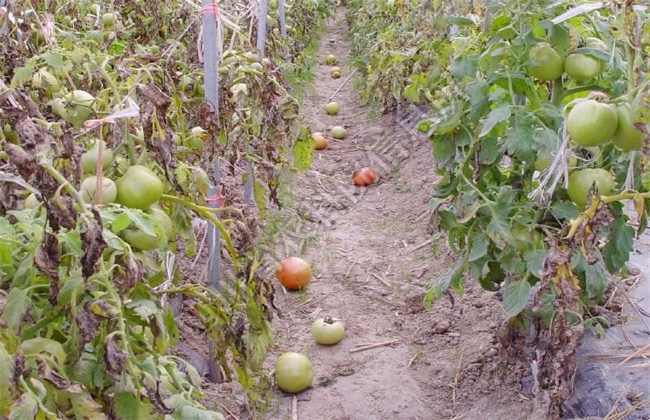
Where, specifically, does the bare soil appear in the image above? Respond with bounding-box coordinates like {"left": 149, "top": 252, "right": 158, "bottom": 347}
{"left": 262, "top": 9, "right": 534, "bottom": 420}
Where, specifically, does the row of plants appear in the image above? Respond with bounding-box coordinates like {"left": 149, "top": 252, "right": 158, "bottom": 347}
{"left": 0, "top": 0, "right": 330, "bottom": 418}
{"left": 347, "top": 0, "right": 649, "bottom": 417}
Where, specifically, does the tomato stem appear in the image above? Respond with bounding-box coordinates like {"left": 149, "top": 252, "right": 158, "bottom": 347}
{"left": 160, "top": 193, "right": 240, "bottom": 271}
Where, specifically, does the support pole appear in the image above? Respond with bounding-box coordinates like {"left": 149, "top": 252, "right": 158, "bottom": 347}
{"left": 200, "top": 0, "right": 222, "bottom": 384}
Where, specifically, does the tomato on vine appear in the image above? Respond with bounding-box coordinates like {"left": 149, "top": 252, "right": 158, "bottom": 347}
{"left": 566, "top": 99, "right": 619, "bottom": 147}
{"left": 115, "top": 165, "right": 164, "bottom": 210}
{"left": 528, "top": 42, "right": 564, "bottom": 81}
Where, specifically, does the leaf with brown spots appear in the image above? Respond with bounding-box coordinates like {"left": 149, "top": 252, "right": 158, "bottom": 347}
{"left": 80, "top": 208, "right": 106, "bottom": 278}
{"left": 34, "top": 232, "right": 60, "bottom": 306}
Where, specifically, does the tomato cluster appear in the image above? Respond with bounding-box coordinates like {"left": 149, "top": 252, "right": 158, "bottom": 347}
{"left": 78, "top": 141, "right": 172, "bottom": 251}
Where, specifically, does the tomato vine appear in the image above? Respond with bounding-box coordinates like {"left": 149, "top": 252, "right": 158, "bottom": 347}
{"left": 0, "top": 0, "right": 330, "bottom": 417}
{"left": 348, "top": 0, "right": 650, "bottom": 417}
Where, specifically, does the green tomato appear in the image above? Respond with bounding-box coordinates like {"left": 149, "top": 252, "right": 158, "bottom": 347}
{"left": 121, "top": 205, "right": 173, "bottom": 250}
{"left": 24, "top": 193, "right": 40, "bottom": 209}
{"left": 147, "top": 205, "right": 175, "bottom": 241}
{"left": 115, "top": 165, "right": 164, "bottom": 210}
{"left": 324, "top": 101, "right": 340, "bottom": 115}
{"left": 566, "top": 100, "right": 618, "bottom": 147}
{"left": 528, "top": 42, "right": 564, "bottom": 81}
{"left": 535, "top": 151, "right": 579, "bottom": 172}
{"left": 32, "top": 68, "right": 60, "bottom": 94}
{"left": 80, "top": 176, "right": 117, "bottom": 205}
{"left": 275, "top": 352, "right": 313, "bottom": 394}
{"left": 81, "top": 141, "right": 114, "bottom": 174}
{"left": 564, "top": 53, "right": 601, "bottom": 82}
{"left": 567, "top": 168, "right": 615, "bottom": 208}
{"left": 58, "top": 90, "right": 96, "bottom": 125}
{"left": 311, "top": 317, "right": 345, "bottom": 345}
{"left": 122, "top": 227, "right": 159, "bottom": 251}
{"left": 331, "top": 126, "right": 347, "bottom": 139}
{"left": 611, "top": 103, "right": 645, "bottom": 151}
{"left": 102, "top": 13, "right": 118, "bottom": 28}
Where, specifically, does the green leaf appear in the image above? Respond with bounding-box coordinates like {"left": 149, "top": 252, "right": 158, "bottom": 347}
{"left": 468, "top": 234, "right": 488, "bottom": 262}
{"left": 2, "top": 288, "right": 31, "bottom": 333}
{"left": 479, "top": 102, "right": 511, "bottom": 138}
{"left": 8, "top": 393, "right": 38, "bottom": 420}
{"left": 10, "top": 67, "right": 35, "bottom": 87}
{"left": 0, "top": 342, "right": 16, "bottom": 416}
{"left": 603, "top": 218, "right": 635, "bottom": 273}
{"left": 551, "top": 201, "right": 580, "bottom": 220}
{"left": 253, "top": 179, "right": 267, "bottom": 218}
{"left": 41, "top": 52, "right": 65, "bottom": 68}
{"left": 112, "top": 392, "right": 153, "bottom": 420}
{"left": 505, "top": 111, "right": 535, "bottom": 162}
{"left": 450, "top": 55, "right": 478, "bottom": 78}
{"left": 69, "top": 391, "right": 108, "bottom": 419}
{"left": 125, "top": 299, "right": 159, "bottom": 322}
{"left": 585, "top": 260, "right": 608, "bottom": 302}
{"left": 57, "top": 274, "right": 84, "bottom": 307}
{"left": 174, "top": 404, "right": 225, "bottom": 420}
{"left": 424, "top": 259, "right": 465, "bottom": 308}
{"left": 502, "top": 280, "right": 531, "bottom": 318}
{"left": 111, "top": 213, "right": 132, "bottom": 234}
{"left": 21, "top": 338, "right": 66, "bottom": 368}
{"left": 292, "top": 132, "right": 313, "bottom": 172}
{"left": 524, "top": 249, "right": 546, "bottom": 279}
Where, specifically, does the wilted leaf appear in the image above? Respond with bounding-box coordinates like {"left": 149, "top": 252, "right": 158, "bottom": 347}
{"left": 7, "top": 393, "right": 38, "bottom": 420}
{"left": 0, "top": 342, "right": 16, "bottom": 416}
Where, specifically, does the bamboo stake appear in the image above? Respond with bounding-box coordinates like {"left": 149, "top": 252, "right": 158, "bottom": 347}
{"left": 349, "top": 339, "right": 399, "bottom": 353}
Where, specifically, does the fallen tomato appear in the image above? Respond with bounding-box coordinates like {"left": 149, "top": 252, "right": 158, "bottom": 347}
{"left": 313, "top": 133, "right": 328, "bottom": 150}
{"left": 275, "top": 352, "right": 313, "bottom": 394}
{"left": 311, "top": 317, "right": 345, "bottom": 345}
{"left": 352, "top": 167, "right": 376, "bottom": 186}
{"left": 276, "top": 257, "right": 311, "bottom": 290}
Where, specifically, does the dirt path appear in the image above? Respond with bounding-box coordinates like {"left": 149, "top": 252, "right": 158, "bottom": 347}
{"left": 264, "top": 9, "right": 534, "bottom": 420}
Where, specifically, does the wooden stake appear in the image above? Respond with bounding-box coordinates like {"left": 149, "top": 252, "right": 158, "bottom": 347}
{"left": 291, "top": 395, "right": 298, "bottom": 420}
{"left": 349, "top": 339, "right": 399, "bottom": 353}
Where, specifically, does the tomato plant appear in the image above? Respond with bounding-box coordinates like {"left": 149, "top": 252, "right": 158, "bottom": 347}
{"left": 0, "top": 0, "right": 331, "bottom": 417}
{"left": 348, "top": 1, "right": 650, "bottom": 417}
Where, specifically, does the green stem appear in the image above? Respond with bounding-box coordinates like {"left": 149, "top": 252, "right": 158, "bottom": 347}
{"left": 551, "top": 77, "right": 565, "bottom": 107}
{"left": 160, "top": 194, "right": 240, "bottom": 271}
{"left": 23, "top": 309, "right": 63, "bottom": 339}
{"left": 602, "top": 190, "right": 650, "bottom": 204}
{"left": 563, "top": 85, "right": 609, "bottom": 98}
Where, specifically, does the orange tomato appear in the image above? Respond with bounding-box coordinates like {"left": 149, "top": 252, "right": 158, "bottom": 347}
{"left": 352, "top": 167, "right": 376, "bottom": 186}
{"left": 276, "top": 257, "right": 311, "bottom": 290}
